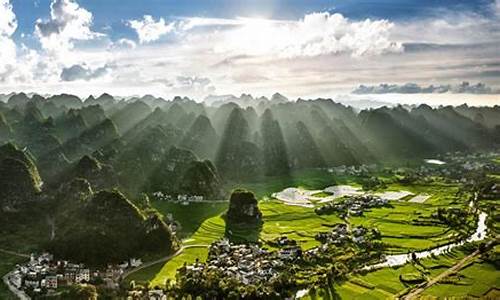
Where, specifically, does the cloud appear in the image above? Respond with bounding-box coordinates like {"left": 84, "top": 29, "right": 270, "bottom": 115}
{"left": 109, "top": 38, "right": 136, "bottom": 50}
{"left": 282, "top": 12, "right": 403, "bottom": 57}
{"left": 190, "top": 12, "right": 402, "bottom": 58}
{"left": 352, "top": 82, "right": 500, "bottom": 94}
{"left": 0, "top": 0, "right": 16, "bottom": 36}
{"left": 60, "top": 64, "right": 110, "bottom": 81}
{"left": 173, "top": 76, "right": 215, "bottom": 94}
{"left": 152, "top": 75, "right": 215, "bottom": 98}
{"left": 128, "top": 15, "right": 174, "bottom": 43}
{"left": 0, "top": 0, "right": 17, "bottom": 75}
{"left": 35, "top": 0, "right": 102, "bottom": 55}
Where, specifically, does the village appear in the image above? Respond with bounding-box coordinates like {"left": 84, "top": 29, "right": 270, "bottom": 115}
{"left": 315, "top": 223, "right": 381, "bottom": 247}
{"left": 315, "top": 194, "right": 389, "bottom": 216}
{"left": 151, "top": 192, "right": 205, "bottom": 204}
{"left": 5, "top": 253, "right": 143, "bottom": 298}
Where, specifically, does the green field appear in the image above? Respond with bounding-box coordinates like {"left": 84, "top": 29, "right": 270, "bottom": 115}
{"left": 131, "top": 171, "right": 493, "bottom": 298}
{"left": 151, "top": 201, "right": 228, "bottom": 237}
{"left": 332, "top": 246, "right": 500, "bottom": 299}
{"left": 224, "top": 169, "right": 347, "bottom": 199}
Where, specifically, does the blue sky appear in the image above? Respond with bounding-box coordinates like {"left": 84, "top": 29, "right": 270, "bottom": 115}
{"left": 11, "top": 0, "right": 495, "bottom": 41}
{"left": 1, "top": 0, "right": 499, "bottom": 105}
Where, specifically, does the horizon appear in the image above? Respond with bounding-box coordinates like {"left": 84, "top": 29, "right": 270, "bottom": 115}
{"left": 2, "top": 90, "right": 500, "bottom": 108}
{"left": 0, "top": 0, "right": 499, "bottom": 106}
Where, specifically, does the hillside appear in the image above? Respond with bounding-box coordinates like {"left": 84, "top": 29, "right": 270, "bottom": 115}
{"left": 49, "top": 187, "right": 178, "bottom": 266}
{"left": 0, "top": 143, "right": 42, "bottom": 211}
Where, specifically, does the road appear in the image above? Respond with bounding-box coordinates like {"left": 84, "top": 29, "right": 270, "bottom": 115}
{"left": 0, "top": 249, "right": 30, "bottom": 258}
{"left": 1, "top": 248, "right": 31, "bottom": 300}
{"left": 402, "top": 249, "right": 480, "bottom": 300}
{"left": 122, "top": 244, "right": 208, "bottom": 280}
{"left": 3, "top": 271, "right": 31, "bottom": 300}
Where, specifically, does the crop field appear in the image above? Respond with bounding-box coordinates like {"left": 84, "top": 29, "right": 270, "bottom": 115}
{"left": 152, "top": 201, "right": 228, "bottom": 237}
{"left": 224, "top": 169, "right": 343, "bottom": 199}
{"left": 332, "top": 244, "right": 500, "bottom": 300}
{"left": 423, "top": 261, "right": 499, "bottom": 298}
{"left": 334, "top": 249, "right": 464, "bottom": 299}
{"left": 259, "top": 200, "right": 344, "bottom": 250}
{"left": 138, "top": 172, "right": 485, "bottom": 295}
{"left": 350, "top": 202, "right": 459, "bottom": 253}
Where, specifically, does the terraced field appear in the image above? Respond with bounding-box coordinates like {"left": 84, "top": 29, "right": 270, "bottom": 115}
{"left": 333, "top": 245, "right": 500, "bottom": 299}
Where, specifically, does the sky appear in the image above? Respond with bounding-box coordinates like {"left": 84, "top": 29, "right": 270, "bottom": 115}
{"left": 0, "top": 0, "right": 499, "bottom": 106}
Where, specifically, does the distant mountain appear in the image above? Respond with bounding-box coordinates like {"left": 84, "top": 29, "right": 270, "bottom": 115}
{"left": 335, "top": 97, "right": 394, "bottom": 110}
{"left": 204, "top": 92, "right": 289, "bottom": 107}
{"left": 0, "top": 91, "right": 498, "bottom": 193}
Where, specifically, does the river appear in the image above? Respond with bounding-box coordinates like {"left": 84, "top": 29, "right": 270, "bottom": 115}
{"left": 365, "top": 212, "right": 488, "bottom": 270}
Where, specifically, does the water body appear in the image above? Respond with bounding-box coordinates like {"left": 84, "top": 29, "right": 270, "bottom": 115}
{"left": 365, "top": 212, "right": 488, "bottom": 270}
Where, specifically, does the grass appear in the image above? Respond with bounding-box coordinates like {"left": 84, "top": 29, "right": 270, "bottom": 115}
{"left": 148, "top": 216, "right": 226, "bottom": 286}
{"left": 151, "top": 201, "right": 228, "bottom": 237}
{"left": 311, "top": 192, "right": 332, "bottom": 198}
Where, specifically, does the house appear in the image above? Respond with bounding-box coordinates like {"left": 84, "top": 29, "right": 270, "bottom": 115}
{"left": 45, "top": 275, "right": 58, "bottom": 289}
{"left": 148, "top": 289, "right": 167, "bottom": 300}
{"left": 76, "top": 269, "right": 90, "bottom": 283}
{"left": 130, "top": 258, "right": 142, "bottom": 268}
{"left": 279, "top": 247, "right": 302, "bottom": 260}
{"left": 352, "top": 236, "right": 365, "bottom": 244}
{"left": 10, "top": 273, "right": 23, "bottom": 289}
{"left": 353, "top": 226, "right": 366, "bottom": 236}
{"left": 63, "top": 269, "right": 76, "bottom": 283}
{"left": 24, "top": 277, "right": 40, "bottom": 288}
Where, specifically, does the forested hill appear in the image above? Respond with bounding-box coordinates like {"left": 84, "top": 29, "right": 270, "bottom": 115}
{"left": 1, "top": 93, "right": 499, "bottom": 195}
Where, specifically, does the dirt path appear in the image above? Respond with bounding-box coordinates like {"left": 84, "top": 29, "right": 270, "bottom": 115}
{"left": 122, "top": 244, "right": 208, "bottom": 280}
{"left": 0, "top": 248, "right": 30, "bottom": 258}
{"left": 402, "top": 249, "right": 480, "bottom": 300}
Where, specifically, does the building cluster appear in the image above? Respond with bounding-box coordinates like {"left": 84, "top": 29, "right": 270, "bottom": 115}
{"left": 315, "top": 224, "right": 380, "bottom": 247}
{"left": 151, "top": 191, "right": 204, "bottom": 204}
{"left": 327, "top": 164, "right": 376, "bottom": 176}
{"left": 315, "top": 194, "right": 388, "bottom": 216}
{"left": 127, "top": 288, "right": 168, "bottom": 300}
{"left": 482, "top": 183, "right": 500, "bottom": 199}
{"left": 6, "top": 253, "right": 142, "bottom": 296}
{"left": 177, "top": 239, "right": 305, "bottom": 286}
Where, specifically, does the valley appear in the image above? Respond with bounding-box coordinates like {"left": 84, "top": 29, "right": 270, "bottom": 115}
{"left": 0, "top": 92, "right": 499, "bottom": 299}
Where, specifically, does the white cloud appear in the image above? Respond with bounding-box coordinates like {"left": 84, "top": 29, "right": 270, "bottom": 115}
{"left": 128, "top": 15, "right": 175, "bottom": 43}
{"left": 0, "top": 0, "right": 17, "bottom": 76}
{"left": 187, "top": 13, "right": 402, "bottom": 58}
{"left": 287, "top": 12, "right": 403, "bottom": 57}
{"left": 35, "top": 0, "right": 102, "bottom": 56}
{"left": 0, "top": 0, "right": 16, "bottom": 36}
{"left": 111, "top": 38, "right": 137, "bottom": 50}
